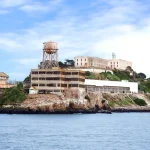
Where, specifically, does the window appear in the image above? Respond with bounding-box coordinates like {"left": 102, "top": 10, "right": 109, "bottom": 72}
{"left": 85, "top": 59, "right": 86, "bottom": 61}
{"left": 61, "top": 84, "right": 67, "bottom": 87}
{"left": 77, "top": 63, "right": 78, "bottom": 65}
{"left": 54, "top": 71, "right": 61, "bottom": 74}
{"left": 39, "top": 78, "right": 45, "bottom": 80}
{"left": 32, "top": 78, "right": 38, "bottom": 80}
{"left": 39, "top": 72, "right": 45, "bottom": 74}
{"left": 81, "top": 59, "right": 82, "bottom": 61}
{"left": 69, "top": 84, "right": 78, "bottom": 87}
{"left": 32, "top": 71, "right": 38, "bottom": 74}
{"left": 32, "top": 84, "right": 38, "bottom": 86}
{"left": 46, "top": 72, "right": 53, "bottom": 74}
{"left": 64, "top": 72, "right": 71, "bottom": 75}
{"left": 81, "top": 63, "right": 82, "bottom": 65}
{"left": 72, "top": 72, "right": 78, "bottom": 75}
{"left": 77, "top": 59, "right": 78, "bottom": 61}
{"left": 39, "top": 84, "right": 45, "bottom": 86}
{"left": 46, "top": 77, "right": 60, "bottom": 80}
{"left": 47, "top": 84, "right": 56, "bottom": 87}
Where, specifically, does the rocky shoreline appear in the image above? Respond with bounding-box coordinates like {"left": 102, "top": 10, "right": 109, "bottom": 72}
{"left": 0, "top": 106, "right": 150, "bottom": 114}
{"left": 1, "top": 93, "right": 150, "bottom": 114}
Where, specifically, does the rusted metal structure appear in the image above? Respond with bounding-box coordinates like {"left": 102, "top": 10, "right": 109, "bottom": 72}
{"left": 39, "top": 41, "right": 58, "bottom": 69}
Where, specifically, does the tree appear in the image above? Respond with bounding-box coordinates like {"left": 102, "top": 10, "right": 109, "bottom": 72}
{"left": 24, "top": 74, "right": 31, "bottom": 82}
{"left": 64, "top": 59, "right": 75, "bottom": 66}
{"left": 85, "top": 71, "right": 91, "bottom": 76}
{"left": 138, "top": 73, "right": 146, "bottom": 79}
{"left": 59, "top": 61, "right": 65, "bottom": 68}
{"left": 17, "top": 82, "right": 23, "bottom": 90}
{"left": 126, "top": 66, "right": 133, "bottom": 72}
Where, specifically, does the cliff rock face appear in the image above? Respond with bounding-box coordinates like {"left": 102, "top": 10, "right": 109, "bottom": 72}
{"left": 1, "top": 92, "right": 150, "bottom": 113}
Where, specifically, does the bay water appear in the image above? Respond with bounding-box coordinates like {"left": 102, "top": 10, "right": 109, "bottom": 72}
{"left": 0, "top": 113, "right": 150, "bottom": 150}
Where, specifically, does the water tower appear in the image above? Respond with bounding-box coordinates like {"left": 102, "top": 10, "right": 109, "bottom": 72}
{"left": 40, "top": 41, "right": 59, "bottom": 69}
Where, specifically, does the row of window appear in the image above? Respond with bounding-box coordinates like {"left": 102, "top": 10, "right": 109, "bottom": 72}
{"left": 111, "top": 62, "right": 118, "bottom": 64}
{"left": 32, "top": 71, "right": 83, "bottom": 75}
{"left": 32, "top": 71, "right": 85, "bottom": 76}
{"left": 111, "top": 65, "right": 118, "bottom": 68}
{"left": 39, "top": 90, "right": 63, "bottom": 93}
{"left": 32, "top": 78, "right": 85, "bottom": 82}
{"left": 32, "top": 83, "right": 85, "bottom": 88}
{"left": 76, "top": 63, "right": 106, "bottom": 66}
{"left": 76, "top": 59, "right": 86, "bottom": 61}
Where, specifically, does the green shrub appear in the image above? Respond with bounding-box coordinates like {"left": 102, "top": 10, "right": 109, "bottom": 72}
{"left": 133, "top": 98, "right": 147, "bottom": 106}
{"left": 85, "top": 71, "right": 91, "bottom": 76}
{"left": 0, "top": 86, "right": 26, "bottom": 105}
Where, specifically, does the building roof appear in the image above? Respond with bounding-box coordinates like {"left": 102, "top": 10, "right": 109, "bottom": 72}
{"left": 0, "top": 72, "right": 9, "bottom": 78}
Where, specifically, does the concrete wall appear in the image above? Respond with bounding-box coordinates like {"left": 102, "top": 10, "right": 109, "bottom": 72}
{"left": 74, "top": 56, "right": 108, "bottom": 69}
{"left": 85, "top": 79, "right": 138, "bottom": 93}
{"left": 67, "top": 68, "right": 113, "bottom": 74}
{"left": 108, "top": 59, "right": 132, "bottom": 70}
{"left": 74, "top": 56, "right": 132, "bottom": 71}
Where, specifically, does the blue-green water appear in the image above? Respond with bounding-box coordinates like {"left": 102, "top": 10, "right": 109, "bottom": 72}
{"left": 0, "top": 113, "right": 150, "bottom": 150}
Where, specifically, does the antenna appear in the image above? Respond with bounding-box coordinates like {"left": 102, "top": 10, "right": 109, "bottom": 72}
{"left": 112, "top": 52, "right": 116, "bottom": 59}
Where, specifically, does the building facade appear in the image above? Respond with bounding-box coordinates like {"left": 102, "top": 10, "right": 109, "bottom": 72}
{"left": 31, "top": 68, "right": 85, "bottom": 94}
{"left": 74, "top": 56, "right": 132, "bottom": 70}
{"left": 85, "top": 79, "right": 138, "bottom": 93}
{"left": 0, "top": 72, "right": 13, "bottom": 89}
{"left": 108, "top": 59, "right": 132, "bottom": 70}
{"left": 0, "top": 72, "right": 8, "bottom": 85}
{"left": 74, "top": 56, "right": 108, "bottom": 69}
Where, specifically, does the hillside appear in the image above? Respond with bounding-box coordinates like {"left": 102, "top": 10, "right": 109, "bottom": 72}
{"left": 85, "top": 68, "right": 150, "bottom": 93}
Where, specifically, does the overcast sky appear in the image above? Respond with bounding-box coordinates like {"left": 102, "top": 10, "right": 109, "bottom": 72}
{"left": 0, "top": 0, "right": 150, "bottom": 80}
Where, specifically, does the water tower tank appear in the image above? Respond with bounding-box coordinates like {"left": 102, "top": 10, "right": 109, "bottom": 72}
{"left": 43, "top": 41, "right": 58, "bottom": 54}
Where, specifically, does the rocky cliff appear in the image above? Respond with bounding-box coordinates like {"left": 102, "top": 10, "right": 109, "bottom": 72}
{"left": 0, "top": 91, "right": 150, "bottom": 113}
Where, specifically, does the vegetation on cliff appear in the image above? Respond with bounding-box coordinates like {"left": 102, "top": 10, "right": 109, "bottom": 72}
{"left": 0, "top": 83, "right": 26, "bottom": 106}
{"left": 85, "top": 67, "right": 150, "bottom": 93}
{"left": 133, "top": 98, "right": 147, "bottom": 106}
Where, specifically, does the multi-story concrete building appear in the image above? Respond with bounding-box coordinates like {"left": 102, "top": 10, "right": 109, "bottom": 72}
{"left": 31, "top": 68, "right": 85, "bottom": 94}
{"left": 74, "top": 56, "right": 108, "bottom": 69}
{"left": 108, "top": 59, "right": 132, "bottom": 70}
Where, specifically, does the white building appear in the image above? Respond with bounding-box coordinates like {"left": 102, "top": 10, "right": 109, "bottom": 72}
{"left": 85, "top": 79, "right": 138, "bottom": 93}
{"left": 74, "top": 56, "right": 108, "bottom": 69}
{"left": 29, "top": 86, "right": 38, "bottom": 94}
{"left": 74, "top": 55, "right": 132, "bottom": 70}
{"left": 108, "top": 59, "right": 132, "bottom": 70}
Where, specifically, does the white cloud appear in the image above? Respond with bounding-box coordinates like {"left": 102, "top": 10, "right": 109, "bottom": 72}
{"left": 20, "top": 3, "right": 48, "bottom": 13}
{"left": 20, "top": 0, "right": 64, "bottom": 13}
{"left": 15, "top": 58, "right": 41, "bottom": 65}
{"left": 1, "top": 0, "right": 150, "bottom": 80}
{"left": 0, "top": 9, "right": 9, "bottom": 14}
{"left": 0, "top": 0, "right": 30, "bottom": 8}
